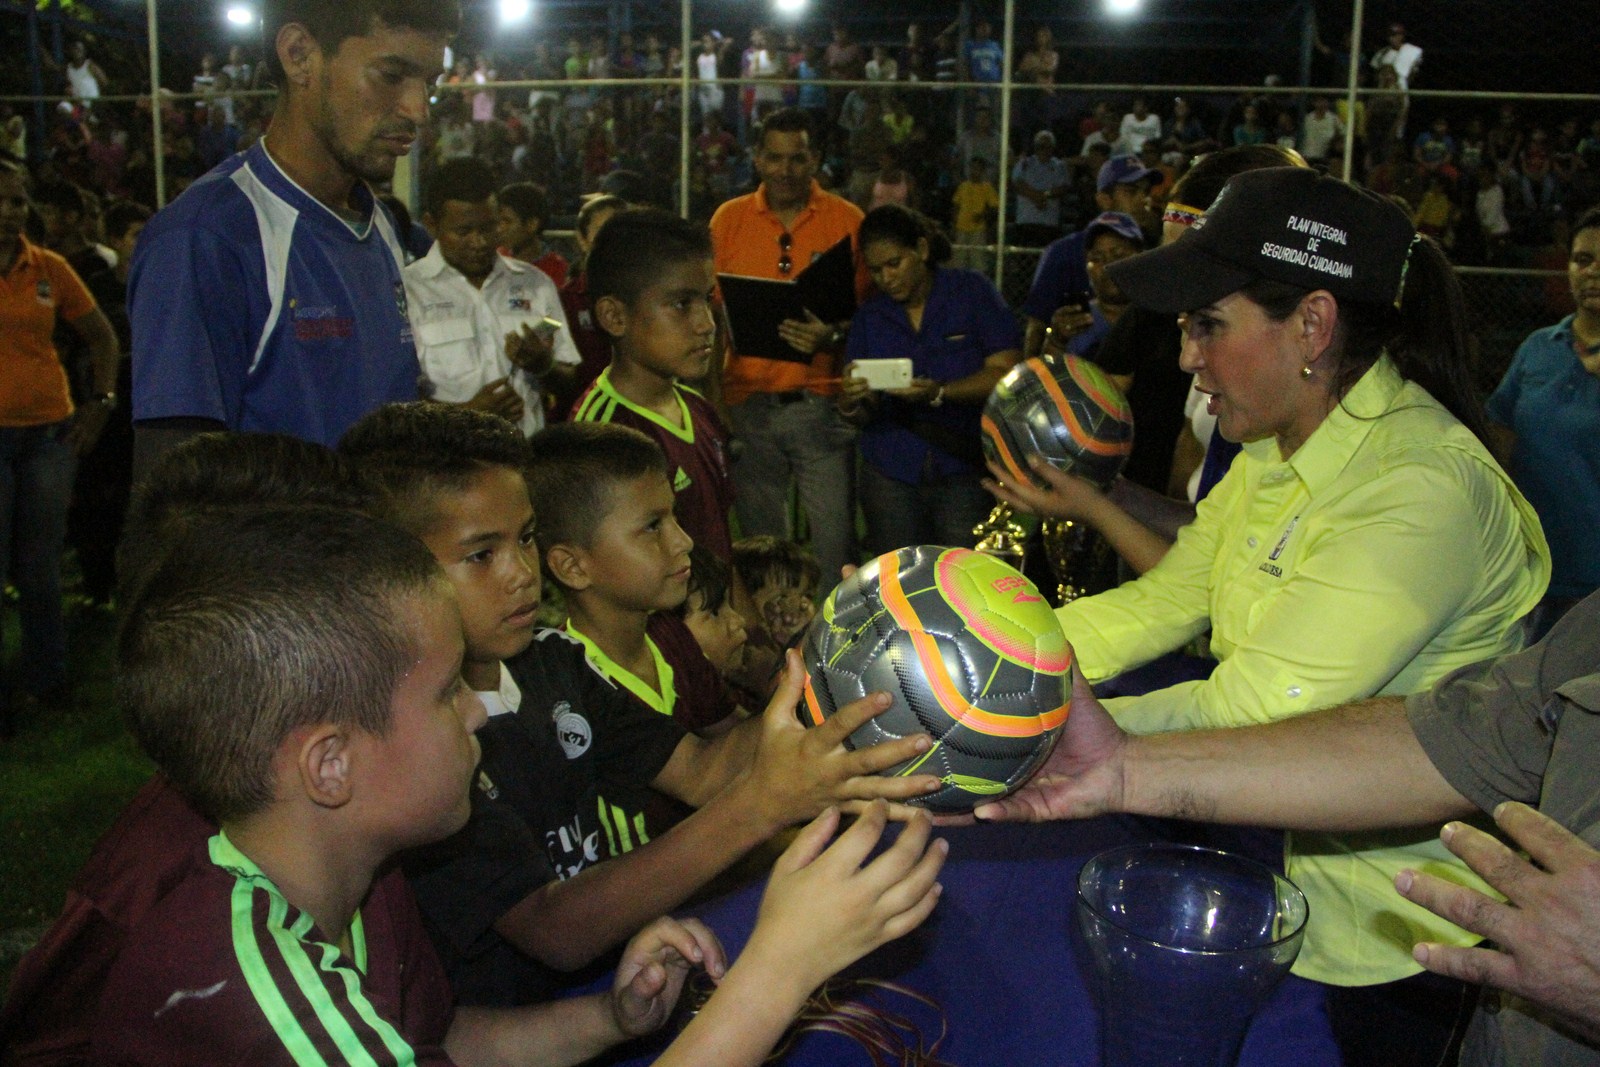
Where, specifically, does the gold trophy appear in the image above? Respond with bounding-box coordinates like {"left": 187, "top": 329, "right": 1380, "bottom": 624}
{"left": 972, "top": 502, "right": 1033, "bottom": 573}
{"left": 1041, "top": 518, "right": 1094, "bottom": 604}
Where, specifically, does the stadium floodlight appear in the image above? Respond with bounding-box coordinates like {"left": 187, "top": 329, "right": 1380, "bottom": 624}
{"left": 1104, "top": 0, "right": 1142, "bottom": 14}
{"left": 225, "top": 4, "right": 255, "bottom": 26}
{"left": 499, "top": 0, "right": 532, "bottom": 25}
{"left": 775, "top": 0, "right": 807, "bottom": 14}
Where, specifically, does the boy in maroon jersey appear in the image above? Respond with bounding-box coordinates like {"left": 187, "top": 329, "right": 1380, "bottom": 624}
{"left": 570, "top": 208, "right": 735, "bottom": 561}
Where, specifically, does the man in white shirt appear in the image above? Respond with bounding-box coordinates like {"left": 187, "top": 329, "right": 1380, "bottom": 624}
{"left": 1371, "top": 22, "right": 1422, "bottom": 91}
{"left": 405, "top": 158, "right": 579, "bottom": 436}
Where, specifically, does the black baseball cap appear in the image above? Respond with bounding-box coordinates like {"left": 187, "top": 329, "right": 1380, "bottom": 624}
{"left": 1106, "top": 167, "right": 1415, "bottom": 313}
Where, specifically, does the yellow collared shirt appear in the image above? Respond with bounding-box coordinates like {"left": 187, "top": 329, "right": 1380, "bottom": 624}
{"left": 1060, "top": 355, "right": 1551, "bottom": 985}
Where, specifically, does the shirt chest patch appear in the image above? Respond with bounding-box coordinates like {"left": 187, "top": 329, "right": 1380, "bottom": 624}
{"left": 289, "top": 300, "right": 354, "bottom": 341}
{"left": 1256, "top": 515, "right": 1301, "bottom": 578}
{"left": 551, "top": 700, "right": 592, "bottom": 759}
{"left": 35, "top": 278, "right": 53, "bottom": 306}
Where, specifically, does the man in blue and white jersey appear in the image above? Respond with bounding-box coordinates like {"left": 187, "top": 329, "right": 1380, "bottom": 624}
{"left": 129, "top": 0, "right": 459, "bottom": 475}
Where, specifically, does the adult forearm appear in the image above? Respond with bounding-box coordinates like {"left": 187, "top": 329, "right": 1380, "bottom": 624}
{"left": 1107, "top": 477, "right": 1196, "bottom": 544}
{"left": 1077, "top": 494, "right": 1173, "bottom": 576}
{"left": 1022, "top": 317, "right": 1048, "bottom": 360}
{"left": 1120, "top": 697, "right": 1475, "bottom": 831}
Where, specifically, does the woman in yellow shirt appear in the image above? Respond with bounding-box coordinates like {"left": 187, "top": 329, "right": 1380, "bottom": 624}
{"left": 991, "top": 167, "right": 1548, "bottom": 1067}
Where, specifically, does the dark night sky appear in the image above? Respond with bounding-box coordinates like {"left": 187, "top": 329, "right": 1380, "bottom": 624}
{"left": 13, "top": 0, "right": 1599, "bottom": 98}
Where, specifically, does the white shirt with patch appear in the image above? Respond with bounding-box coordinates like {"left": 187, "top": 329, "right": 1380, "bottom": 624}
{"left": 403, "top": 244, "right": 580, "bottom": 436}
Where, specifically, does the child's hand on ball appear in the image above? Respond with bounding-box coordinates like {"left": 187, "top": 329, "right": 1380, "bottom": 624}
{"left": 744, "top": 652, "right": 942, "bottom": 829}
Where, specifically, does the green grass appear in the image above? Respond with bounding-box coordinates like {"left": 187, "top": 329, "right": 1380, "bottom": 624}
{"left": 0, "top": 606, "right": 154, "bottom": 984}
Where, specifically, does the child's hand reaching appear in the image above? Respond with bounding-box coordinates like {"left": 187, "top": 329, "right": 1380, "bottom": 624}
{"left": 745, "top": 802, "right": 947, "bottom": 990}
{"left": 649, "top": 804, "right": 947, "bottom": 1067}
{"left": 610, "top": 917, "right": 727, "bottom": 1039}
{"left": 744, "top": 651, "right": 942, "bottom": 827}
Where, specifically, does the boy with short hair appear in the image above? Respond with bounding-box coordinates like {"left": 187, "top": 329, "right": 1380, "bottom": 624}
{"left": 340, "top": 403, "right": 939, "bottom": 1008}
{"left": 94, "top": 504, "right": 720, "bottom": 1063}
{"left": 497, "top": 180, "right": 568, "bottom": 287}
{"left": 571, "top": 208, "right": 734, "bottom": 561}
{"left": 1, "top": 433, "right": 377, "bottom": 1064}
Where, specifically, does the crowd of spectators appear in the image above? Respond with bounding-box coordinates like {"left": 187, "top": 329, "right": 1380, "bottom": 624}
{"left": 1, "top": 15, "right": 1597, "bottom": 720}
{"left": 9, "top": 19, "right": 1598, "bottom": 272}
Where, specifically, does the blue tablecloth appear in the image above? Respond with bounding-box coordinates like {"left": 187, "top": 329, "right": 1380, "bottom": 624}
{"left": 597, "top": 815, "right": 1339, "bottom": 1066}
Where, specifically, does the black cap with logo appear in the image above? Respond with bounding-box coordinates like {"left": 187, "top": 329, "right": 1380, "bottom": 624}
{"left": 1106, "top": 166, "right": 1416, "bottom": 314}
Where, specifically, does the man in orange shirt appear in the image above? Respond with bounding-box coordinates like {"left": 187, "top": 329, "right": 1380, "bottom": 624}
{"left": 709, "top": 108, "right": 864, "bottom": 581}
{"left": 0, "top": 158, "right": 118, "bottom": 729}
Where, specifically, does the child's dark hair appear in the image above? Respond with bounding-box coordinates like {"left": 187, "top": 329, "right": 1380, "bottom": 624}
{"left": 498, "top": 181, "right": 550, "bottom": 229}
{"left": 338, "top": 402, "right": 529, "bottom": 537}
{"left": 525, "top": 422, "right": 670, "bottom": 556}
{"left": 731, "top": 536, "right": 821, "bottom": 598}
{"left": 586, "top": 208, "right": 713, "bottom": 307}
{"left": 424, "top": 156, "right": 498, "bottom": 219}
{"left": 577, "top": 194, "right": 629, "bottom": 244}
{"left": 118, "top": 433, "right": 375, "bottom": 604}
{"left": 859, "top": 204, "right": 953, "bottom": 266}
{"left": 104, "top": 199, "right": 153, "bottom": 242}
{"left": 118, "top": 505, "right": 443, "bottom": 823}
{"left": 260, "top": 0, "right": 460, "bottom": 87}
{"left": 679, "top": 545, "right": 732, "bottom": 616}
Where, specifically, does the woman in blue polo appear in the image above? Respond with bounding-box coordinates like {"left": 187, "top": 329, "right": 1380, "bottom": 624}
{"left": 838, "top": 205, "right": 1021, "bottom": 554}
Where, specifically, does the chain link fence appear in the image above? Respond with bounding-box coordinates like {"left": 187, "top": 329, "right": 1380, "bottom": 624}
{"left": 2, "top": 0, "right": 1595, "bottom": 383}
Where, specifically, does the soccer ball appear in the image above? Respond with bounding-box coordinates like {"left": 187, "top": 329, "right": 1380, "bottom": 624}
{"left": 799, "top": 545, "right": 1072, "bottom": 814}
{"left": 981, "top": 355, "right": 1134, "bottom": 490}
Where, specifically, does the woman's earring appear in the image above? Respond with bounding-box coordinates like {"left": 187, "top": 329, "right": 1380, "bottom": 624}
{"left": 1300, "top": 365, "right": 1314, "bottom": 380}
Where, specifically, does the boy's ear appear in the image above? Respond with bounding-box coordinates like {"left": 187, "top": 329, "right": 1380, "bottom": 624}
{"left": 592, "top": 294, "right": 630, "bottom": 340}
{"left": 545, "top": 542, "right": 593, "bottom": 592}
{"left": 295, "top": 724, "right": 355, "bottom": 809}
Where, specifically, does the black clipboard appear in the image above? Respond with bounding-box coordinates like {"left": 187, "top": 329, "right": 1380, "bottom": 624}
{"left": 718, "top": 236, "right": 858, "bottom": 363}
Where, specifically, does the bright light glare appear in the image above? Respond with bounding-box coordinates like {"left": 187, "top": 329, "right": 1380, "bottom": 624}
{"left": 499, "top": 0, "right": 532, "bottom": 23}
{"left": 775, "top": 0, "right": 807, "bottom": 13}
{"left": 225, "top": 4, "right": 254, "bottom": 26}
{"left": 1105, "top": 0, "right": 1142, "bottom": 14}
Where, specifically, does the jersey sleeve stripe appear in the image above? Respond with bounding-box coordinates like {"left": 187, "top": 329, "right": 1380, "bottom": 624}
{"left": 229, "top": 878, "right": 419, "bottom": 1065}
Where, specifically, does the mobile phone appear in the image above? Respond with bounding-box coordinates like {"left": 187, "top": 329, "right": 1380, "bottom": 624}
{"left": 851, "top": 357, "right": 914, "bottom": 391}
{"left": 531, "top": 316, "right": 563, "bottom": 340}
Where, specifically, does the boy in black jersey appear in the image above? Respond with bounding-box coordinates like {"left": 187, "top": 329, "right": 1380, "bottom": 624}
{"left": 339, "top": 404, "right": 940, "bottom": 1008}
